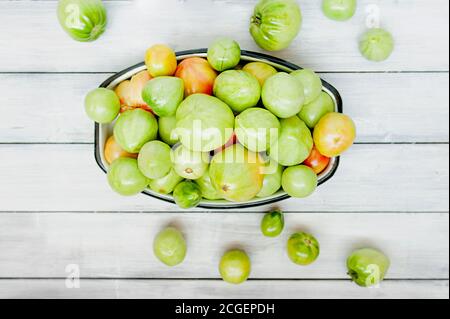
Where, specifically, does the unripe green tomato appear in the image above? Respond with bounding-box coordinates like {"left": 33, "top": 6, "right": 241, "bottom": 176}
{"left": 195, "top": 168, "right": 222, "bottom": 200}
{"left": 290, "top": 69, "right": 322, "bottom": 105}
{"left": 347, "top": 248, "right": 390, "bottom": 287}
{"left": 261, "top": 210, "right": 284, "bottom": 237}
{"left": 250, "top": 0, "right": 302, "bottom": 51}
{"left": 153, "top": 227, "right": 187, "bottom": 267}
{"left": 158, "top": 116, "right": 179, "bottom": 146}
{"left": 113, "top": 109, "right": 158, "bottom": 153}
{"left": 322, "top": 0, "right": 357, "bottom": 21}
{"left": 207, "top": 38, "right": 241, "bottom": 72}
{"left": 57, "top": 0, "right": 107, "bottom": 42}
{"left": 282, "top": 165, "right": 317, "bottom": 198}
{"left": 107, "top": 157, "right": 148, "bottom": 196}
{"left": 359, "top": 28, "right": 395, "bottom": 62}
{"left": 149, "top": 169, "right": 183, "bottom": 195}
{"left": 173, "top": 181, "right": 203, "bottom": 209}
{"left": 137, "top": 141, "right": 172, "bottom": 180}
{"left": 287, "top": 232, "right": 320, "bottom": 265}
{"left": 219, "top": 250, "right": 251, "bottom": 284}
{"left": 84, "top": 88, "right": 120, "bottom": 123}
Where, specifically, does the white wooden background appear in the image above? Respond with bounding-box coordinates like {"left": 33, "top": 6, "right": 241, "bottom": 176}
{"left": 0, "top": 0, "right": 448, "bottom": 299}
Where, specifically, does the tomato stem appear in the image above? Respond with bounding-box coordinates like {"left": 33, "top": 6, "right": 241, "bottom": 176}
{"left": 251, "top": 15, "right": 262, "bottom": 26}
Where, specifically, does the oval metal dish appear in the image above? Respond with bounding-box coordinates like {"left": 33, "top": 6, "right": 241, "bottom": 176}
{"left": 95, "top": 49, "right": 343, "bottom": 209}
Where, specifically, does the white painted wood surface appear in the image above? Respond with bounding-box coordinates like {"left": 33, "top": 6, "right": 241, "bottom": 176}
{"left": 0, "top": 0, "right": 448, "bottom": 299}
{"left": 1, "top": 280, "right": 448, "bottom": 299}
{"left": 0, "top": 213, "right": 448, "bottom": 279}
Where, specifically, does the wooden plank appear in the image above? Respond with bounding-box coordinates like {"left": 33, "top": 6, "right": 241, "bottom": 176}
{"left": 0, "top": 144, "right": 448, "bottom": 212}
{"left": 0, "top": 212, "right": 447, "bottom": 279}
{"left": 0, "top": 0, "right": 448, "bottom": 72}
{"left": 0, "top": 279, "right": 447, "bottom": 299}
{"left": 0, "top": 73, "right": 448, "bottom": 143}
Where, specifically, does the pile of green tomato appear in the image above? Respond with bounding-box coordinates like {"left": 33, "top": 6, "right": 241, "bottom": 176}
{"left": 153, "top": 210, "right": 390, "bottom": 287}
{"left": 85, "top": 37, "right": 357, "bottom": 209}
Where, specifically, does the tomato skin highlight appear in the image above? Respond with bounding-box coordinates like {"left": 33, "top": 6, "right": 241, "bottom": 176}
{"left": 303, "top": 146, "right": 330, "bottom": 174}
{"left": 175, "top": 58, "right": 218, "bottom": 96}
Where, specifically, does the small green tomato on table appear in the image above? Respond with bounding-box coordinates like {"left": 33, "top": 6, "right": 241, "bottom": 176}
{"left": 347, "top": 248, "right": 390, "bottom": 287}
{"left": 359, "top": 28, "right": 395, "bottom": 62}
{"left": 153, "top": 227, "right": 187, "bottom": 267}
{"left": 322, "top": 0, "right": 357, "bottom": 21}
{"left": 261, "top": 210, "right": 285, "bottom": 237}
{"left": 287, "top": 232, "right": 320, "bottom": 266}
{"left": 219, "top": 250, "right": 251, "bottom": 285}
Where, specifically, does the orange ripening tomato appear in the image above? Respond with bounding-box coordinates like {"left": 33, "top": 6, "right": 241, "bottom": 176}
{"left": 303, "top": 146, "right": 331, "bottom": 174}
{"left": 313, "top": 112, "right": 356, "bottom": 157}
{"left": 145, "top": 44, "right": 178, "bottom": 77}
{"left": 114, "top": 71, "right": 154, "bottom": 113}
{"left": 104, "top": 135, "right": 137, "bottom": 165}
{"left": 175, "top": 57, "right": 218, "bottom": 96}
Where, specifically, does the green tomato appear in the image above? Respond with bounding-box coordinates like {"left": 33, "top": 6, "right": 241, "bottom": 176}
{"left": 322, "top": 0, "right": 357, "bottom": 21}
{"left": 57, "top": 0, "right": 107, "bottom": 42}
{"left": 176, "top": 94, "right": 235, "bottom": 152}
{"left": 257, "top": 161, "right": 283, "bottom": 198}
{"left": 359, "top": 28, "right": 395, "bottom": 62}
{"left": 107, "top": 158, "right": 148, "bottom": 196}
{"left": 158, "top": 116, "right": 179, "bottom": 146}
{"left": 113, "top": 109, "right": 158, "bottom": 153}
{"left": 213, "top": 70, "right": 261, "bottom": 113}
{"left": 250, "top": 0, "right": 302, "bottom": 51}
{"left": 299, "top": 92, "right": 335, "bottom": 129}
{"left": 171, "top": 145, "right": 210, "bottom": 180}
{"left": 261, "top": 210, "right": 284, "bottom": 237}
{"left": 84, "top": 88, "right": 120, "bottom": 123}
{"left": 173, "top": 181, "right": 203, "bottom": 209}
{"left": 149, "top": 169, "right": 184, "bottom": 195}
{"left": 219, "top": 250, "right": 251, "bottom": 284}
{"left": 269, "top": 117, "right": 313, "bottom": 166}
{"left": 347, "top": 248, "right": 390, "bottom": 287}
{"left": 235, "top": 108, "right": 280, "bottom": 153}
{"left": 207, "top": 38, "right": 241, "bottom": 72}
{"left": 282, "top": 165, "right": 317, "bottom": 198}
{"left": 141, "top": 77, "right": 184, "bottom": 117}
{"left": 287, "top": 232, "right": 320, "bottom": 265}
{"left": 153, "top": 227, "right": 187, "bottom": 267}
{"left": 262, "top": 73, "right": 305, "bottom": 118}
{"left": 242, "top": 62, "right": 277, "bottom": 86}
{"left": 290, "top": 69, "right": 322, "bottom": 104}
{"left": 195, "top": 168, "right": 222, "bottom": 200}
{"left": 137, "top": 141, "right": 172, "bottom": 179}
{"left": 209, "top": 144, "right": 264, "bottom": 202}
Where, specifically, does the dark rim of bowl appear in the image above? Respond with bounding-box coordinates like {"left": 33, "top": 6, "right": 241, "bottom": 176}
{"left": 94, "top": 49, "right": 342, "bottom": 209}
